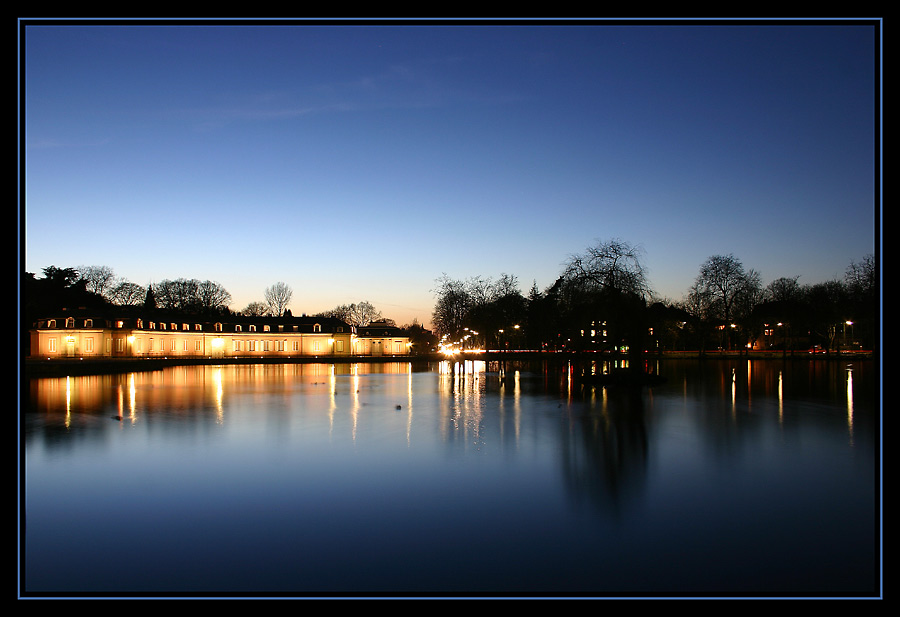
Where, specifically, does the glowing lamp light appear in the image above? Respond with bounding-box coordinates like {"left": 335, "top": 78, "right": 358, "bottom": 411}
{"left": 211, "top": 337, "right": 224, "bottom": 348}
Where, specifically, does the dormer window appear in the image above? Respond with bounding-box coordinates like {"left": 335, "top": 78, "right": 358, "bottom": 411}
{"left": 84, "top": 319, "right": 93, "bottom": 327}
{"left": 65, "top": 317, "right": 74, "bottom": 328}
{"left": 249, "top": 324, "right": 257, "bottom": 332}
{"left": 235, "top": 325, "right": 242, "bottom": 332}
{"left": 314, "top": 324, "right": 321, "bottom": 333}
{"left": 263, "top": 325, "right": 270, "bottom": 332}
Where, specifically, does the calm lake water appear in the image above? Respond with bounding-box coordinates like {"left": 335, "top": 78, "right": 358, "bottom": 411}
{"left": 22, "top": 358, "right": 880, "bottom": 598}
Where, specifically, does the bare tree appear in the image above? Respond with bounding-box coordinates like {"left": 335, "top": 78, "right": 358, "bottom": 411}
{"left": 553, "top": 238, "right": 653, "bottom": 357}
{"left": 692, "top": 254, "right": 761, "bottom": 349}
{"left": 197, "top": 280, "right": 233, "bottom": 313}
{"left": 431, "top": 275, "right": 474, "bottom": 338}
{"left": 264, "top": 282, "right": 293, "bottom": 317}
{"left": 154, "top": 278, "right": 230, "bottom": 313}
{"left": 318, "top": 300, "right": 383, "bottom": 327}
{"left": 317, "top": 304, "right": 351, "bottom": 322}
{"left": 241, "top": 301, "right": 270, "bottom": 316}
{"left": 346, "top": 301, "right": 382, "bottom": 327}
{"left": 694, "top": 255, "right": 763, "bottom": 324}
{"left": 561, "top": 238, "right": 652, "bottom": 299}
{"left": 766, "top": 276, "right": 803, "bottom": 303}
{"left": 109, "top": 281, "right": 146, "bottom": 306}
{"left": 78, "top": 265, "right": 117, "bottom": 298}
{"left": 845, "top": 254, "right": 876, "bottom": 300}
{"left": 155, "top": 278, "right": 198, "bottom": 311}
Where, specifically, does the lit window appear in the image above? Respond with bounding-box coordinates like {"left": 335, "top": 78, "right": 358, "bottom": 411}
{"left": 48, "top": 338, "right": 57, "bottom": 352}
{"left": 85, "top": 337, "right": 94, "bottom": 353}
{"left": 263, "top": 325, "right": 270, "bottom": 332}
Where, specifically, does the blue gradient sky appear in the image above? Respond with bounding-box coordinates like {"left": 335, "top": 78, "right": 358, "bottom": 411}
{"left": 22, "top": 21, "right": 879, "bottom": 328}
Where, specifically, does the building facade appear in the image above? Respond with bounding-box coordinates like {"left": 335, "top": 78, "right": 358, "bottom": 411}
{"left": 29, "top": 311, "right": 411, "bottom": 360}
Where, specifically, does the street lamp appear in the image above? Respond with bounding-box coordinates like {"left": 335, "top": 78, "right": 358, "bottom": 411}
{"left": 844, "top": 320, "right": 854, "bottom": 350}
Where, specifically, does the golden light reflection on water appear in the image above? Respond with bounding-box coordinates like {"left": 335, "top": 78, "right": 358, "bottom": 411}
{"left": 778, "top": 370, "right": 784, "bottom": 424}
{"left": 28, "top": 360, "right": 869, "bottom": 446}
{"left": 438, "top": 360, "right": 489, "bottom": 447}
{"left": 731, "top": 367, "right": 737, "bottom": 417}
{"left": 65, "top": 376, "right": 71, "bottom": 428}
{"left": 213, "top": 367, "right": 223, "bottom": 423}
{"left": 847, "top": 366, "right": 854, "bottom": 444}
{"left": 32, "top": 364, "right": 417, "bottom": 426}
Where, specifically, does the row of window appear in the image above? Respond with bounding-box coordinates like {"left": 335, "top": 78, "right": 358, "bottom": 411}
{"left": 43, "top": 336, "right": 406, "bottom": 356}
{"left": 41, "top": 318, "right": 337, "bottom": 334}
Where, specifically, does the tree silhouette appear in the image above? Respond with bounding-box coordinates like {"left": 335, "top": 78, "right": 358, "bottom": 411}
{"left": 264, "top": 282, "right": 293, "bottom": 317}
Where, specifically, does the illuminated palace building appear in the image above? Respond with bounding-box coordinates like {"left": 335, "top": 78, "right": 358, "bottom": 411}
{"left": 29, "top": 311, "right": 411, "bottom": 360}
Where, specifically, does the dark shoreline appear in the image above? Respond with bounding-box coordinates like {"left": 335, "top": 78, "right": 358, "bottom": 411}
{"left": 22, "top": 350, "right": 876, "bottom": 377}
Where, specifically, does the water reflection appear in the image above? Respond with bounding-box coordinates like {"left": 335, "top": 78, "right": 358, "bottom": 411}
{"left": 26, "top": 358, "right": 872, "bottom": 459}
{"left": 561, "top": 379, "right": 649, "bottom": 515}
{"left": 23, "top": 359, "right": 878, "bottom": 596}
